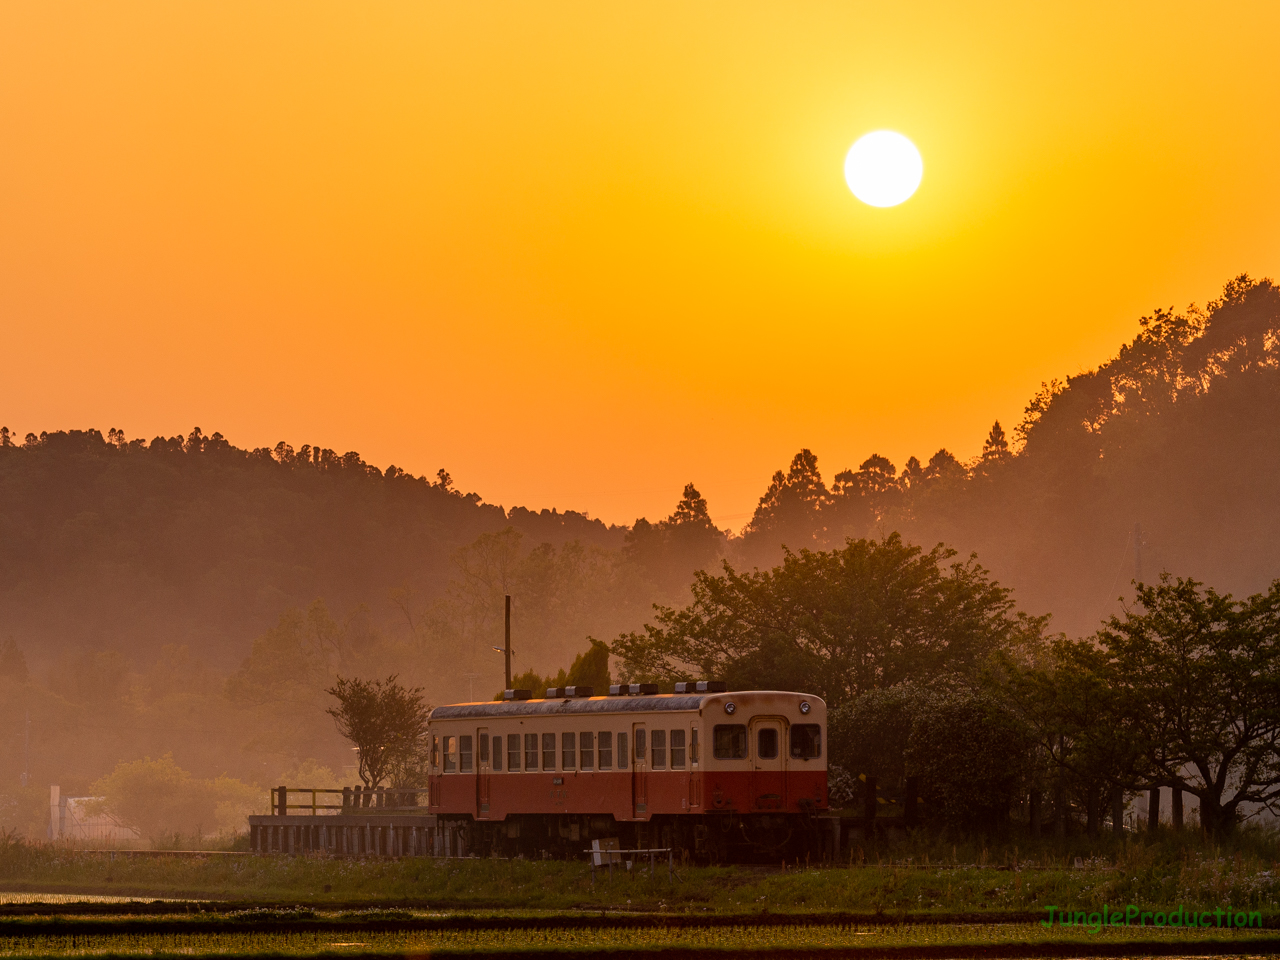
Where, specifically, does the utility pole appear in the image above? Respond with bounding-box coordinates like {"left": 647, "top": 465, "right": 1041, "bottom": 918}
{"left": 21, "top": 710, "right": 29, "bottom": 788}
{"left": 504, "top": 595, "right": 512, "bottom": 689}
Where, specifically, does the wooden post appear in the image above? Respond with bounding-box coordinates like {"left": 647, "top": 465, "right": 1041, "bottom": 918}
{"left": 1148, "top": 787, "right": 1161, "bottom": 831}
{"left": 1112, "top": 787, "right": 1125, "bottom": 837}
{"left": 277, "top": 785, "right": 288, "bottom": 817}
{"left": 504, "top": 594, "right": 512, "bottom": 689}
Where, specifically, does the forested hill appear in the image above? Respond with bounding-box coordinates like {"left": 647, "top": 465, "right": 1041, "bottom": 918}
{"left": 3, "top": 273, "right": 1278, "bottom": 681}
{"left": 729, "top": 274, "right": 1280, "bottom": 639}
{"left": 0, "top": 430, "right": 624, "bottom": 670}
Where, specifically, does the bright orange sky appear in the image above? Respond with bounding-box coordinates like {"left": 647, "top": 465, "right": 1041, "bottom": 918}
{"left": 2, "top": 3, "right": 1278, "bottom": 526}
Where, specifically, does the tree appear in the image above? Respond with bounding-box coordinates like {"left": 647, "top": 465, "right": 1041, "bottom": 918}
{"left": 1092, "top": 576, "right": 1280, "bottom": 835}
{"left": 614, "top": 533, "right": 1044, "bottom": 706}
{"left": 993, "top": 638, "right": 1148, "bottom": 836}
{"left": 325, "top": 675, "right": 431, "bottom": 788}
{"left": 87, "top": 755, "right": 259, "bottom": 841}
{"left": 505, "top": 638, "right": 613, "bottom": 698}
{"left": 981, "top": 421, "right": 1011, "bottom": 463}
{"left": 623, "top": 483, "right": 725, "bottom": 596}
{"left": 830, "top": 681, "right": 1032, "bottom": 833}
{"left": 741, "top": 449, "right": 829, "bottom": 562}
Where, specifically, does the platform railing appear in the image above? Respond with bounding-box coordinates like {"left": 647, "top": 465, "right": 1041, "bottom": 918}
{"left": 269, "top": 786, "right": 426, "bottom": 815}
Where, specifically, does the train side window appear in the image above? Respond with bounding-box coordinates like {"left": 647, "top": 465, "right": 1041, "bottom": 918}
{"left": 670, "top": 729, "right": 686, "bottom": 769}
{"left": 713, "top": 724, "right": 747, "bottom": 759}
{"left": 443, "top": 735, "right": 457, "bottom": 772}
{"left": 510, "top": 735, "right": 523, "bottom": 771}
{"left": 492, "top": 735, "right": 502, "bottom": 771}
{"left": 542, "top": 732, "right": 556, "bottom": 770}
{"left": 580, "top": 731, "right": 594, "bottom": 770}
{"left": 690, "top": 727, "right": 699, "bottom": 765}
{"left": 598, "top": 731, "right": 613, "bottom": 769}
{"left": 525, "top": 733, "right": 538, "bottom": 771}
{"left": 431, "top": 735, "right": 440, "bottom": 770}
{"left": 756, "top": 728, "right": 778, "bottom": 760}
{"left": 790, "top": 723, "right": 822, "bottom": 759}
{"left": 479, "top": 734, "right": 489, "bottom": 765}
{"left": 562, "top": 731, "right": 576, "bottom": 770}
{"left": 634, "top": 728, "right": 647, "bottom": 762}
{"left": 459, "top": 735, "right": 474, "bottom": 772}
{"left": 618, "top": 732, "right": 629, "bottom": 769}
{"left": 651, "top": 729, "right": 667, "bottom": 769}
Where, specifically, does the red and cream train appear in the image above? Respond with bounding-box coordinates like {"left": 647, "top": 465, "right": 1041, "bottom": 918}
{"left": 426, "top": 683, "right": 828, "bottom": 860}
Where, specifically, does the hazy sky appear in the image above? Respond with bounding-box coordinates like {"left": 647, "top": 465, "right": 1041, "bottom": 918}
{"left": 3, "top": 2, "right": 1278, "bottom": 526}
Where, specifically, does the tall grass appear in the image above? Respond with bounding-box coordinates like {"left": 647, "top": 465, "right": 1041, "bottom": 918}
{"left": 2, "top": 828, "right": 1277, "bottom": 915}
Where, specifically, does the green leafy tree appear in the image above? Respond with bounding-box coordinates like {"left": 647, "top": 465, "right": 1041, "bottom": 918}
{"left": 325, "top": 675, "right": 431, "bottom": 788}
{"left": 831, "top": 681, "right": 1031, "bottom": 833}
{"left": 615, "top": 533, "right": 1044, "bottom": 706}
{"left": 994, "top": 637, "right": 1148, "bottom": 836}
{"left": 1092, "top": 575, "right": 1280, "bottom": 835}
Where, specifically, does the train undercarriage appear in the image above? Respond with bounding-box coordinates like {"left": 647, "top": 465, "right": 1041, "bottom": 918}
{"left": 438, "top": 810, "right": 826, "bottom": 864}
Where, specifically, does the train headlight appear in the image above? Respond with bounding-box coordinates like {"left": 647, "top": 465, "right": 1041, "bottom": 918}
{"left": 800, "top": 701, "right": 811, "bottom": 715}
{"left": 724, "top": 701, "right": 736, "bottom": 715}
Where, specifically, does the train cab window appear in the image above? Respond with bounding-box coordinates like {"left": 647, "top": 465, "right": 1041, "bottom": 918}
{"left": 459, "top": 735, "right": 474, "bottom": 772}
{"left": 510, "top": 735, "right": 523, "bottom": 771}
{"left": 443, "top": 735, "right": 457, "bottom": 772}
{"left": 756, "top": 728, "right": 778, "bottom": 760}
{"left": 713, "top": 724, "right": 747, "bottom": 759}
{"left": 492, "top": 735, "right": 502, "bottom": 771}
{"left": 690, "top": 727, "right": 699, "bottom": 765}
{"left": 524, "top": 733, "right": 538, "bottom": 771}
{"left": 542, "top": 733, "right": 556, "bottom": 770}
{"left": 634, "top": 728, "right": 646, "bottom": 763}
{"left": 790, "top": 723, "right": 822, "bottom": 759}
{"left": 562, "top": 731, "right": 576, "bottom": 770}
{"left": 479, "top": 734, "right": 489, "bottom": 766}
{"left": 580, "top": 731, "right": 594, "bottom": 770}
{"left": 651, "top": 729, "right": 666, "bottom": 769}
{"left": 670, "top": 729, "right": 686, "bottom": 769}
{"left": 618, "top": 732, "right": 629, "bottom": 769}
{"left": 598, "top": 731, "right": 613, "bottom": 769}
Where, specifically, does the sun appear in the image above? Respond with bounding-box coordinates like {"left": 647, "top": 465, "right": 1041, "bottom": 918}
{"left": 844, "top": 131, "right": 923, "bottom": 207}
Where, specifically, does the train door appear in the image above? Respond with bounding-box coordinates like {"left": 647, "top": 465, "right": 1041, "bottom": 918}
{"left": 632, "top": 723, "right": 648, "bottom": 819}
{"left": 476, "top": 728, "right": 491, "bottom": 818}
{"left": 749, "top": 717, "right": 786, "bottom": 810}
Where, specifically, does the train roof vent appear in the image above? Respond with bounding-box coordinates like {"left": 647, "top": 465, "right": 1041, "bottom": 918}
{"left": 563, "top": 685, "right": 593, "bottom": 698}
{"left": 607, "top": 683, "right": 659, "bottom": 696}
{"left": 674, "top": 680, "right": 728, "bottom": 694}
{"left": 503, "top": 689, "right": 533, "bottom": 701}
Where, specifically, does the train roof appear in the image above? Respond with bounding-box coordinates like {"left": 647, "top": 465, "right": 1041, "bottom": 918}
{"left": 429, "top": 691, "right": 821, "bottom": 722}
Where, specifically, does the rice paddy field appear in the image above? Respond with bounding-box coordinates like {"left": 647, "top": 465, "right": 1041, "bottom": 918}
{"left": 4, "top": 833, "right": 1280, "bottom": 956}
{"left": 0, "top": 914, "right": 1278, "bottom": 958}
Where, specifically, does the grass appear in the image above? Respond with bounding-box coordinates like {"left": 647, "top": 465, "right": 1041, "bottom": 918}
{"left": 2, "top": 829, "right": 1279, "bottom": 918}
